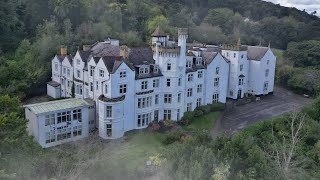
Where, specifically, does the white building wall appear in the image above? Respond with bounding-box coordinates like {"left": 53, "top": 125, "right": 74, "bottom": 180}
{"left": 25, "top": 105, "right": 92, "bottom": 148}
{"left": 205, "top": 53, "right": 229, "bottom": 104}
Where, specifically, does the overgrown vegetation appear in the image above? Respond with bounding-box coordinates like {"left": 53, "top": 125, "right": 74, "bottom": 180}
{"left": 1, "top": 0, "right": 320, "bottom": 98}
{"left": 276, "top": 40, "right": 320, "bottom": 96}
{"left": 162, "top": 97, "right": 320, "bottom": 179}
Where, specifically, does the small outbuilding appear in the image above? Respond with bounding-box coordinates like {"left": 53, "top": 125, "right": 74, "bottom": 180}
{"left": 24, "top": 98, "right": 95, "bottom": 148}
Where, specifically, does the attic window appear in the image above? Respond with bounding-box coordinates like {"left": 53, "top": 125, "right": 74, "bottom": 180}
{"left": 241, "top": 54, "right": 244, "bottom": 59}
{"left": 139, "top": 67, "right": 149, "bottom": 74}
{"left": 196, "top": 58, "right": 202, "bottom": 65}
{"left": 77, "top": 59, "right": 80, "bottom": 65}
{"left": 186, "top": 61, "right": 192, "bottom": 68}
{"left": 154, "top": 66, "right": 159, "bottom": 73}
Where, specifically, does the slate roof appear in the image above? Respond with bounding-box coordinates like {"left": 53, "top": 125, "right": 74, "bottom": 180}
{"left": 91, "top": 43, "right": 120, "bottom": 57}
{"left": 127, "top": 47, "right": 155, "bottom": 65}
{"left": 151, "top": 26, "right": 167, "bottom": 37}
{"left": 24, "top": 98, "right": 94, "bottom": 115}
{"left": 101, "top": 56, "right": 123, "bottom": 73}
{"left": 56, "top": 55, "right": 73, "bottom": 64}
{"left": 247, "top": 46, "right": 269, "bottom": 60}
{"left": 78, "top": 50, "right": 92, "bottom": 62}
{"left": 202, "top": 52, "right": 218, "bottom": 64}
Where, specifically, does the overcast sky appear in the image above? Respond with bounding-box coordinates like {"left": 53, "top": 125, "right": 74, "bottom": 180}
{"left": 263, "top": 0, "right": 320, "bottom": 14}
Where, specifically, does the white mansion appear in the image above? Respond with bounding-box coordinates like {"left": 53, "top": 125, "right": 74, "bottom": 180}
{"left": 28, "top": 26, "right": 276, "bottom": 145}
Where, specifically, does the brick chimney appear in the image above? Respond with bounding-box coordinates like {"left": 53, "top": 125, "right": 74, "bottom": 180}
{"left": 60, "top": 45, "right": 67, "bottom": 56}
{"left": 83, "top": 45, "right": 91, "bottom": 51}
{"left": 120, "top": 45, "right": 129, "bottom": 59}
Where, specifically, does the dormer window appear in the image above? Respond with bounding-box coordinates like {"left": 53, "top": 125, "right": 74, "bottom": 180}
{"left": 77, "top": 59, "right": 80, "bottom": 65}
{"left": 139, "top": 67, "right": 149, "bottom": 74}
{"left": 241, "top": 54, "right": 244, "bottom": 59}
{"left": 186, "top": 61, "right": 192, "bottom": 68}
{"left": 167, "top": 63, "right": 171, "bottom": 71}
{"left": 55, "top": 63, "right": 58, "bottom": 71}
{"left": 234, "top": 53, "right": 236, "bottom": 58}
{"left": 196, "top": 58, "right": 202, "bottom": 65}
{"left": 154, "top": 66, "right": 159, "bottom": 73}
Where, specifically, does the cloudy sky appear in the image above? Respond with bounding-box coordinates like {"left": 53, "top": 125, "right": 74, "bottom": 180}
{"left": 263, "top": 0, "right": 320, "bottom": 14}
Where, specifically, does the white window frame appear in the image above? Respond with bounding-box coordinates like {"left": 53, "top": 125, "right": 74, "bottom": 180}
{"left": 187, "top": 88, "right": 193, "bottom": 97}
{"left": 119, "top": 84, "right": 127, "bottom": 95}
{"left": 216, "top": 67, "right": 220, "bottom": 75}
{"left": 198, "top": 71, "right": 203, "bottom": 78}
{"left": 141, "top": 81, "right": 148, "bottom": 90}
{"left": 99, "top": 69, "right": 104, "bottom": 77}
{"left": 197, "top": 84, "right": 203, "bottom": 93}
{"left": 164, "top": 94, "right": 172, "bottom": 104}
{"left": 120, "top": 71, "right": 126, "bottom": 78}
{"left": 153, "top": 79, "right": 159, "bottom": 88}
{"left": 106, "top": 106, "right": 112, "bottom": 118}
{"left": 213, "top": 93, "right": 219, "bottom": 103}
{"left": 164, "top": 110, "right": 172, "bottom": 120}
{"left": 214, "top": 78, "right": 219, "bottom": 87}
{"left": 167, "top": 63, "right": 171, "bottom": 71}
{"left": 188, "top": 74, "right": 193, "bottom": 82}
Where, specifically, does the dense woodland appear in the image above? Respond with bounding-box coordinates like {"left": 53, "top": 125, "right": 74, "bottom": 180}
{"left": 1, "top": 0, "right": 320, "bottom": 98}
{"left": 1, "top": 0, "right": 320, "bottom": 179}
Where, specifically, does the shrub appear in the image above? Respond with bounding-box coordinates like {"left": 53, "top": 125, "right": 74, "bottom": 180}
{"left": 161, "top": 131, "right": 185, "bottom": 145}
{"left": 194, "top": 109, "right": 204, "bottom": 117}
{"left": 148, "top": 121, "right": 161, "bottom": 132}
{"left": 182, "top": 111, "right": 194, "bottom": 121}
{"left": 210, "top": 103, "right": 225, "bottom": 112}
{"left": 177, "top": 119, "right": 190, "bottom": 126}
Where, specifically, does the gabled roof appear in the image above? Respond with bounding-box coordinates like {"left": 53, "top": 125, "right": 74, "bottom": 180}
{"left": 78, "top": 50, "right": 92, "bottom": 62}
{"left": 247, "top": 46, "right": 269, "bottom": 61}
{"left": 56, "top": 55, "right": 72, "bottom": 64}
{"left": 202, "top": 52, "right": 218, "bottom": 64}
{"left": 151, "top": 26, "right": 167, "bottom": 37}
{"left": 101, "top": 56, "right": 123, "bottom": 74}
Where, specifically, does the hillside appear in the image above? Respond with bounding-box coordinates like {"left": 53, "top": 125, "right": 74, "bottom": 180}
{"left": 0, "top": 0, "right": 320, "bottom": 98}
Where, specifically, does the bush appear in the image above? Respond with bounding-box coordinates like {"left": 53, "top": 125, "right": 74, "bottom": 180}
{"left": 177, "top": 119, "right": 190, "bottom": 126}
{"left": 210, "top": 103, "right": 225, "bottom": 112}
{"left": 181, "top": 112, "right": 194, "bottom": 121}
{"left": 161, "top": 131, "right": 185, "bottom": 145}
{"left": 194, "top": 109, "right": 204, "bottom": 117}
{"left": 148, "top": 121, "right": 161, "bottom": 132}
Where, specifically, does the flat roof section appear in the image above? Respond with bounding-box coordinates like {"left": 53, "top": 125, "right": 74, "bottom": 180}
{"left": 24, "top": 98, "right": 94, "bottom": 115}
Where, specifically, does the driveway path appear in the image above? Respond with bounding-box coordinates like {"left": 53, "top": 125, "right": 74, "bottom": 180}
{"left": 211, "top": 87, "right": 312, "bottom": 138}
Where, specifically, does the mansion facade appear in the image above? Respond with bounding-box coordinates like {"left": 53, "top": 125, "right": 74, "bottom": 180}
{"left": 46, "top": 27, "right": 276, "bottom": 140}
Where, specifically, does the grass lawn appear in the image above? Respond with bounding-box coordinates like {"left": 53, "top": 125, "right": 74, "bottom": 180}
{"left": 182, "top": 111, "right": 220, "bottom": 131}
{"left": 83, "top": 131, "right": 169, "bottom": 179}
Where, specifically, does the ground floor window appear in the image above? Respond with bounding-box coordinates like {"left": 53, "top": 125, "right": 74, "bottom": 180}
{"left": 213, "top": 93, "right": 219, "bottom": 103}
{"left": 73, "top": 109, "right": 81, "bottom": 122}
{"left": 56, "top": 127, "right": 72, "bottom": 141}
{"left": 196, "top": 98, "right": 202, "bottom": 107}
{"left": 187, "top": 103, "right": 192, "bottom": 112}
{"left": 164, "top": 110, "right": 172, "bottom": 120}
{"left": 106, "top": 124, "right": 112, "bottom": 137}
{"left": 177, "top": 109, "right": 180, "bottom": 120}
{"left": 264, "top": 82, "right": 269, "bottom": 91}
{"left": 137, "top": 113, "right": 152, "bottom": 127}
{"left": 45, "top": 131, "right": 56, "bottom": 144}
{"left": 73, "top": 125, "right": 82, "bottom": 137}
